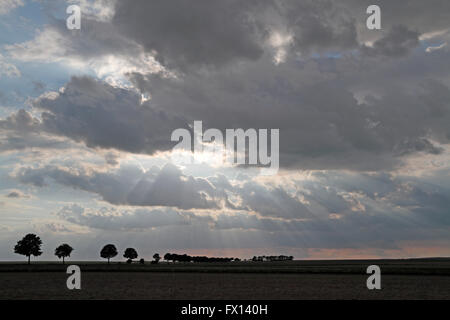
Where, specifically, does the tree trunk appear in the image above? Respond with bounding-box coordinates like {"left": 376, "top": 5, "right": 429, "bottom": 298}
{"left": 63, "top": 257, "right": 65, "bottom": 264}
{"left": 27, "top": 255, "right": 30, "bottom": 265}
{"left": 108, "top": 258, "right": 110, "bottom": 264}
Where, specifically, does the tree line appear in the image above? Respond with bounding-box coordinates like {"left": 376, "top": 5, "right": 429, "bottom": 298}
{"left": 163, "top": 253, "right": 240, "bottom": 263}
{"left": 251, "top": 255, "right": 294, "bottom": 262}
{"left": 13, "top": 233, "right": 293, "bottom": 264}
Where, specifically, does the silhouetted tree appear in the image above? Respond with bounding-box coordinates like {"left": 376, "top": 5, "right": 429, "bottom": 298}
{"left": 14, "top": 234, "right": 42, "bottom": 264}
{"left": 139, "top": 258, "right": 145, "bottom": 264}
{"left": 55, "top": 244, "right": 73, "bottom": 264}
{"left": 100, "top": 244, "right": 118, "bottom": 264}
{"left": 123, "top": 248, "right": 138, "bottom": 262}
{"left": 164, "top": 253, "right": 173, "bottom": 263}
{"left": 153, "top": 253, "right": 161, "bottom": 264}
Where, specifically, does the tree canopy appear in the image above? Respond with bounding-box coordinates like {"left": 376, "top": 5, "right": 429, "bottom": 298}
{"left": 100, "top": 244, "right": 118, "bottom": 263}
{"left": 153, "top": 253, "right": 161, "bottom": 263}
{"left": 55, "top": 244, "right": 74, "bottom": 264}
{"left": 14, "top": 234, "right": 42, "bottom": 264}
{"left": 123, "top": 248, "right": 138, "bottom": 260}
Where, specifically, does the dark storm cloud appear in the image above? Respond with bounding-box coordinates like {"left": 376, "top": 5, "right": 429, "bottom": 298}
{"left": 4, "top": 47, "right": 449, "bottom": 172}
{"left": 280, "top": 0, "right": 358, "bottom": 53}
{"left": 112, "top": 0, "right": 266, "bottom": 70}
{"left": 22, "top": 0, "right": 448, "bottom": 69}
{"left": 108, "top": 0, "right": 448, "bottom": 68}
{"left": 3, "top": 0, "right": 448, "bottom": 171}
{"left": 4, "top": 67, "right": 444, "bottom": 171}
{"left": 33, "top": 76, "right": 186, "bottom": 155}
{"left": 361, "top": 25, "right": 420, "bottom": 57}
{"left": 111, "top": 0, "right": 362, "bottom": 69}
{"left": 128, "top": 60, "right": 450, "bottom": 170}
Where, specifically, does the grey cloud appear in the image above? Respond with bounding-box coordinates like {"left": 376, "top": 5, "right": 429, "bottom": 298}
{"left": 11, "top": 162, "right": 450, "bottom": 250}
{"left": 34, "top": 76, "right": 186, "bottom": 155}
{"left": 13, "top": 0, "right": 445, "bottom": 71}
{"left": 4, "top": 58, "right": 450, "bottom": 172}
{"left": 16, "top": 159, "right": 450, "bottom": 235}
{"left": 129, "top": 59, "right": 450, "bottom": 170}
{"left": 34, "top": 222, "right": 73, "bottom": 234}
{"left": 4, "top": 2, "right": 449, "bottom": 172}
{"left": 113, "top": 0, "right": 266, "bottom": 70}
{"left": 104, "top": 152, "right": 120, "bottom": 166}
{"left": 299, "top": 184, "right": 351, "bottom": 214}
{"left": 238, "top": 182, "right": 312, "bottom": 219}
{"left": 13, "top": 161, "right": 318, "bottom": 218}
{"left": 111, "top": 0, "right": 361, "bottom": 70}
{"left": 344, "top": 0, "right": 450, "bottom": 41}
{"left": 0, "top": 109, "right": 40, "bottom": 133}
{"left": 0, "top": 109, "right": 71, "bottom": 152}
{"left": 0, "top": 132, "right": 69, "bottom": 153}
{"left": 126, "top": 164, "right": 224, "bottom": 210}
{"left": 6, "top": 190, "right": 28, "bottom": 198}
{"left": 311, "top": 170, "right": 450, "bottom": 229}
{"left": 280, "top": 0, "right": 358, "bottom": 53}
{"left": 213, "top": 171, "right": 450, "bottom": 248}
{"left": 15, "top": 163, "right": 227, "bottom": 210}
{"left": 361, "top": 25, "right": 420, "bottom": 57}
{"left": 57, "top": 204, "right": 209, "bottom": 231}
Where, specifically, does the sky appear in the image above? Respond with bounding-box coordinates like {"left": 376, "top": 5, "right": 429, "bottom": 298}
{"left": 0, "top": 0, "right": 450, "bottom": 261}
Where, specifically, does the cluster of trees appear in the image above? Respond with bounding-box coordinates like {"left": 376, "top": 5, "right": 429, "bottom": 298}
{"left": 101, "top": 244, "right": 159, "bottom": 264}
{"left": 13, "top": 234, "right": 75, "bottom": 265}
{"left": 12, "top": 234, "right": 159, "bottom": 265}
{"left": 163, "top": 253, "right": 239, "bottom": 263}
{"left": 12, "top": 234, "right": 294, "bottom": 264}
{"left": 252, "top": 255, "right": 294, "bottom": 262}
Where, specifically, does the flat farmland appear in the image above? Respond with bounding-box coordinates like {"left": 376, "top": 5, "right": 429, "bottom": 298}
{"left": 0, "top": 259, "right": 449, "bottom": 299}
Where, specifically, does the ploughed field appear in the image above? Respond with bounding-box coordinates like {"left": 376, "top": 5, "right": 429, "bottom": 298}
{"left": 0, "top": 259, "right": 449, "bottom": 299}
